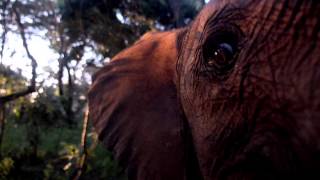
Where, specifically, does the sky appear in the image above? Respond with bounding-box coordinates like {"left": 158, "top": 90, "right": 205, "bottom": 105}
{"left": 2, "top": 30, "right": 58, "bottom": 84}
{"left": 1, "top": 28, "right": 95, "bottom": 87}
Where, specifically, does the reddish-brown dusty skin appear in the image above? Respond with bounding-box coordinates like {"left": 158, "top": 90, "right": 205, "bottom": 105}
{"left": 89, "top": 0, "right": 320, "bottom": 179}
{"left": 88, "top": 29, "right": 192, "bottom": 180}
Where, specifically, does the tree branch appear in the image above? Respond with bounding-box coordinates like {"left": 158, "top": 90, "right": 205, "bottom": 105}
{"left": 72, "top": 104, "right": 89, "bottom": 180}
{"left": 0, "top": 1, "right": 38, "bottom": 105}
{"left": 0, "top": 0, "right": 11, "bottom": 59}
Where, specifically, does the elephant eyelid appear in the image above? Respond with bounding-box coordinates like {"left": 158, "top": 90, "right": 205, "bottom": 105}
{"left": 200, "top": 3, "right": 246, "bottom": 46}
{"left": 192, "top": 4, "right": 246, "bottom": 81}
{"left": 193, "top": 23, "right": 244, "bottom": 81}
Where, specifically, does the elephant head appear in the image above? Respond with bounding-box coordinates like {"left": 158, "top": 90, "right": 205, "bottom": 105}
{"left": 88, "top": 0, "right": 320, "bottom": 179}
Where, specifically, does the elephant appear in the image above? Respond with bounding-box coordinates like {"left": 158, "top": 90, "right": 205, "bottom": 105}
{"left": 88, "top": 0, "right": 320, "bottom": 179}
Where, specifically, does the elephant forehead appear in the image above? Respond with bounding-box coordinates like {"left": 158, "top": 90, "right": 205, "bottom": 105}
{"left": 199, "top": 0, "right": 319, "bottom": 36}
{"left": 179, "top": 0, "right": 320, "bottom": 74}
{"left": 178, "top": 1, "right": 320, "bottom": 179}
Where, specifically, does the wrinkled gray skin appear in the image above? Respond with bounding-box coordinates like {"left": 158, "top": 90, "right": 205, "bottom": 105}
{"left": 89, "top": 0, "right": 320, "bottom": 179}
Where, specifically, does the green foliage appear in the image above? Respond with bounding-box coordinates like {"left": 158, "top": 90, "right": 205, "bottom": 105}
{"left": 0, "top": 82, "right": 125, "bottom": 179}
{"left": 0, "top": 157, "right": 14, "bottom": 178}
{"left": 2, "top": 113, "right": 125, "bottom": 179}
{"left": 0, "top": 0, "right": 203, "bottom": 179}
{"left": 0, "top": 65, "right": 27, "bottom": 97}
{"left": 60, "top": 0, "right": 204, "bottom": 57}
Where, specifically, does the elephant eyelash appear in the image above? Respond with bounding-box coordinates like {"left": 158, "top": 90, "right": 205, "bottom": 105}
{"left": 192, "top": 5, "right": 246, "bottom": 81}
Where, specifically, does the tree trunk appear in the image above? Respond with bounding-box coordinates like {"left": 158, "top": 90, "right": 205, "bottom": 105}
{"left": 167, "top": 0, "right": 182, "bottom": 27}
{"left": 66, "top": 64, "right": 74, "bottom": 124}
{"left": 58, "top": 59, "right": 64, "bottom": 96}
{"left": 0, "top": 104, "right": 5, "bottom": 157}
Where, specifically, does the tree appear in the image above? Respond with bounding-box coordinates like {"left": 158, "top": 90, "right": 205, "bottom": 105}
{"left": 0, "top": 0, "right": 39, "bottom": 106}
{"left": 0, "top": 0, "right": 204, "bottom": 178}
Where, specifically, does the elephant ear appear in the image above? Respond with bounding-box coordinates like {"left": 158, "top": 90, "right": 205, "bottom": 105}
{"left": 88, "top": 30, "right": 187, "bottom": 180}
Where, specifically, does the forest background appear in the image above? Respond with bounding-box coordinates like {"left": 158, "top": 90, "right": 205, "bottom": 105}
{"left": 0, "top": 0, "right": 205, "bottom": 179}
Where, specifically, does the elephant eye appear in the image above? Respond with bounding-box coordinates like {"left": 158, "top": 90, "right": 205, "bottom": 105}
{"left": 207, "top": 43, "right": 235, "bottom": 67}
{"left": 201, "top": 32, "right": 239, "bottom": 80}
